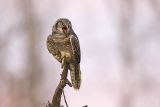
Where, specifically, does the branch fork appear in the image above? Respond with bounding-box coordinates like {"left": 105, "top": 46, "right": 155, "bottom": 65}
{"left": 46, "top": 58, "right": 87, "bottom": 107}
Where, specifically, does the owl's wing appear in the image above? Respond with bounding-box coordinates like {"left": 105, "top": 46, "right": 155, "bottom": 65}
{"left": 70, "top": 35, "right": 81, "bottom": 63}
{"left": 47, "top": 35, "right": 62, "bottom": 62}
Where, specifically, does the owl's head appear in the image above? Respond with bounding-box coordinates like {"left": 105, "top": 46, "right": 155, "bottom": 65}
{"left": 52, "top": 18, "right": 72, "bottom": 34}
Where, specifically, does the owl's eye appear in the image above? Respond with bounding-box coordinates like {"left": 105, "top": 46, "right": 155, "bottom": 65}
{"left": 68, "top": 23, "right": 71, "bottom": 27}
{"left": 57, "top": 22, "right": 63, "bottom": 27}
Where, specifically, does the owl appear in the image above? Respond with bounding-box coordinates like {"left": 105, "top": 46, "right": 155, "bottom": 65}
{"left": 47, "top": 18, "right": 81, "bottom": 89}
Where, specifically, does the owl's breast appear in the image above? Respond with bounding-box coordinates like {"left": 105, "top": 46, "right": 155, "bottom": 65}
{"left": 53, "top": 36, "right": 73, "bottom": 55}
{"left": 59, "top": 43, "right": 73, "bottom": 62}
{"left": 53, "top": 36, "right": 69, "bottom": 46}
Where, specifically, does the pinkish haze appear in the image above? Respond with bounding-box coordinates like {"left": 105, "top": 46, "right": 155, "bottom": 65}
{"left": 0, "top": 0, "right": 160, "bottom": 107}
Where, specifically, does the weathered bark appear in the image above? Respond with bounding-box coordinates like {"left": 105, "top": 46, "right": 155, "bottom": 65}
{"left": 46, "top": 60, "right": 87, "bottom": 107}
{"left": 47, "top": 62, "right": 72, "bottom": 107}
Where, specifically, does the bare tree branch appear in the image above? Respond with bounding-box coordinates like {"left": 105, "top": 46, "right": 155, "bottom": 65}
{"left": 46, "top": 58, "right": 87, "bottom": 107}
{"left": 46, "top": 60, "right": 72, "bottom": 107}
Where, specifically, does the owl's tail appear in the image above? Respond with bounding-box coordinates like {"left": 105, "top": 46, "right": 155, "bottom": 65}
{"left": 70, "top": 64, "right": 81, "bottom": 90}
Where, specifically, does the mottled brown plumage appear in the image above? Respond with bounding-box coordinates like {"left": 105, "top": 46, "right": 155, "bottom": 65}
{"left": 47, "top": 18, "right": 81, "bottom": 89}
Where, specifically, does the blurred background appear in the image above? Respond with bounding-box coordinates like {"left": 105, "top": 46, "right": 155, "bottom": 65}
{"left": 1, "top": 0, "right": 160, "bottom": 107}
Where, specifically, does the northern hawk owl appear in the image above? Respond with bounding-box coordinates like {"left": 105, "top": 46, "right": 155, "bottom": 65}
{"left": 47, "top": 18, "right": 81, "bottom": 89}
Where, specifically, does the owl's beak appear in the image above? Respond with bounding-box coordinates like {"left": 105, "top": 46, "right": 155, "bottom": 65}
{"left": 62, "top": 26, "right": 68, "bottom": 33}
